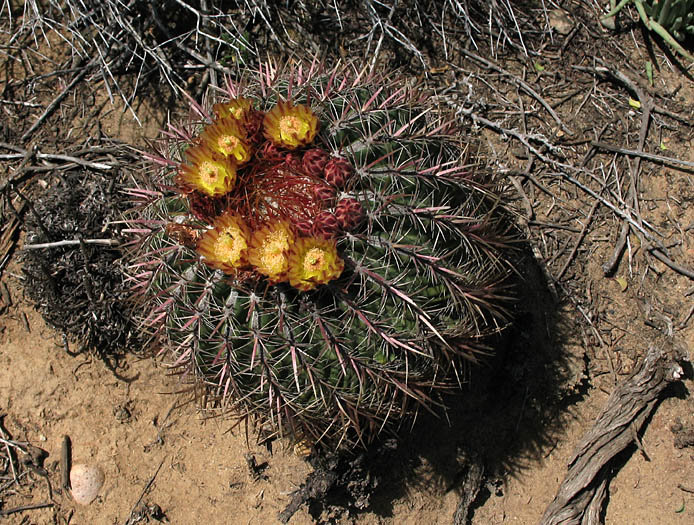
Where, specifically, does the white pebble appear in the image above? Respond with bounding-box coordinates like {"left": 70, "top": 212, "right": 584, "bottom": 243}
{"left": 70, "top": 463, "right": 105, "bottom": 505}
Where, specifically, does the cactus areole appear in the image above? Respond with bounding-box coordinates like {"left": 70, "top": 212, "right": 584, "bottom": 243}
{"left": 126, "top": 60, "right": 516, "bottom": 449}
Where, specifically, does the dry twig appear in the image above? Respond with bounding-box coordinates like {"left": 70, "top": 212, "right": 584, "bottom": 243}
{"left": 452, "top": 453, "right": 485, "bottom": 525}
{"left": 541, "top": 346, "right": 685, "bottom": 525}
{"left": 124, "top": 457, "right": 165, "bottom": 525}
{"left": 591, "top": 141, "right": 694, "bottom": 171}
{"left": 20, "top": 57, "right": 97, "bottom": 142}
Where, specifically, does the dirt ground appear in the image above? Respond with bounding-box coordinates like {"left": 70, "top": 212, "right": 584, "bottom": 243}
{"left": 2, "top": 1, "right": 694, "bottom": 524}
{"left": 2, "top": 299, "right": 694, "bottom": 524}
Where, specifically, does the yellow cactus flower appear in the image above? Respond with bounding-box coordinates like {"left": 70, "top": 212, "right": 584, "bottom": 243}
{"left": 178, "top": 144, "right": 237, "bottom": 197}
{"left": 287, "top": 236, "right": 344, "bottom": 291}
{"left": 263, "top": 100, "right": 319, "bottom": 150}
{"left": 213, "top": 97, "right": 254, "bottom": 121}
{"left": 197, "top": 212, "right": 250, "bottom": 274}
{"left": 247, "top": 221, "right": 296, "bottom": 282}
{"left": 199, "top": 116, "right": 252, "bottom": 164}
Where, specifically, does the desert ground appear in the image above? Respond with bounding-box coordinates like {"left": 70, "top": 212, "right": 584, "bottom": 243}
{"left": 1, "top": 1, "right": 694, "bottom": 524}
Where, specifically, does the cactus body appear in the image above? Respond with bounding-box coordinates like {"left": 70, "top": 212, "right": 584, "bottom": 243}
{"left": 126, "top": 60, "right": 516, "bottom": 448}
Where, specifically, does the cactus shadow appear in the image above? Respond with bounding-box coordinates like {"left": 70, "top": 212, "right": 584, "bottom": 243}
{"left": 299, "top": 244, "right": 584, "bottom": 521}
{"left": 371, "top": 245, "right": 582, "bottom": 517}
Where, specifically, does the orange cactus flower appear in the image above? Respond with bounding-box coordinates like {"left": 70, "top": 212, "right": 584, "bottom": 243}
{"left": 199, "top": 116, "right": 252, "bottom": 164}
{"left": 213, "top": 97, "right": 254, "bottom": 121}
{"left": 287, "top": 236, "right": 344, "bottom": 291}
{"left": 197, "top": 212, "right": 251, "bottom": 274}
{"left": 263, "top": 100, "right": 319, "bottom": 150}
{"left": 247, "top": 221, "right": 296, "bottom": 282}
{"left": 178, "top": 144, "right": 237, "bottom": 197}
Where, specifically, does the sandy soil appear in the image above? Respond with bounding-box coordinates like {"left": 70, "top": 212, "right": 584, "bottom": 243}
{"left": 1, "top": 302, "right": 315, "bottom": 524}
{"left": 2, "top": 281, "right": 693, "bottom": 524}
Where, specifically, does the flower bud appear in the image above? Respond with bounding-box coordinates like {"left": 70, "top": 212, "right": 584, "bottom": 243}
{"left": 311, "top": 184, "right": 336, "bottom": 204}
{"left": 324, "top": 158, "right": 354, "bottom": 188}
{"left": 312, "top": 211, "right": 339, "bottom": 238}
{"left": 294, "top": 219, "right": 314, "bottom": 237}
{"left": 260, "top": 141, "right": 287, "bottom": 162}
{"left": 335, "top": 198, "right": 365, "bottom": 232}
{"left": 302, "top": 148, "right": 330, "bottom": 177}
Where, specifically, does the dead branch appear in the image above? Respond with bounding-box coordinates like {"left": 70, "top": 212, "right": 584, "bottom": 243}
{"left": 648, "top": 246, "right": 694, "bottom": 280}
{"left": 572, "top": 64, "right": 694, "bottom": 126}
{"left": 591, "top": 141, "right": 694, "bottom": 171}
{"left": 555, "top": 201, "right": 599, "bottom": 281}
{"left": 60, "top": 435, "right": 72, "bottom": 491}
{"left": 456, "top": 50, "right": 572, "bottom": 135}
{"left": 124, "top": 457, "right": 165, "bottom": 525}
{"left": 602, "top": 221, "right": 629, "bottom": 276}
{"left": 23, "top": 239, "right": 119, "bottom": 250}
{"left": 0, "top": 502, "right": 54, "bottom": 516}
{"left": 0, "top": 152, "right": 113, "bottom": 171}
{"left": 20, "top": 57, "right": 97, "bottom": 142}
{"left": 278, "top": 466, "right": 339, "bottom": 524}
{"left": 452, "top": 453, "right": 485, "bottom": 525}
{"left": 541, "top": 345, "right": 685, "bottom": 525}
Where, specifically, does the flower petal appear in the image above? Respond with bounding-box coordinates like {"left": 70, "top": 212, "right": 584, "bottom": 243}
{"left": 287, "top": 236, "right": 344, "bottom": 291}
{"left": 263, "top": 101, "right": 319, "bottom": 150}
{"left": 199, "top": 116, "right": 252, "bottom": 164}
{"left": 177, "top": 144, "right": 237, "bottom": 197}
{"left": 247, "top": 221, "right": 295, "bottom": 282}
{"left": 197, "top": 212, "right": 251, "bottom": 274}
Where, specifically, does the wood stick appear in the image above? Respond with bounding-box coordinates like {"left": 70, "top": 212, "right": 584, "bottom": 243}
{"left": 591, "top": 141, "right": 694, "bottom": 171}
{"left": 61, "top": 435, "right": 72, "bottom": 491}
{"left": 555, "top": 201, "right": 599, "bottom": 281}
{"left": 124, "top": 457, "right": 166, "bottom": 525}
{"left": 602, "top": 221, "right": 630, "bottom": 276}
{"left": 0, "top": 502, "right": 54, "bottom": 516}
{"left": 648, "top": 246, "right": 694, "bottom": 280}
{"left": 452, "top": 454, "right": 485, "bottom": 525}
{"left": 20, "top": 58, "right": 97, "bottom": 142}
{"left": 0, "top": 152, "right": 113, "bottom": 170}
{"left": 457, "top": 50, "right": 572, "bottom": 135}
{"left": 541, "top": 346, "right": 684, "bottom": 525}
{"left": 23, "top": 239, "right": 119, "bottom": 250}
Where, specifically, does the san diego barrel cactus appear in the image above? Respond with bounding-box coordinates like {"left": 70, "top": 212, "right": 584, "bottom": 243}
{"left": 125, "top": 60, "right": 516, "bottom": 448}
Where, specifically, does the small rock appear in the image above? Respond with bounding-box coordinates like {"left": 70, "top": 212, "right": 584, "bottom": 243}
{"left": 70, "top": 463, "right": 105, "bottom": 505}
{"left": 549, "top": 9, "right": 573, "bottom": 36}
{"left": 113, "top": 404, "right": 132, "bottom": 423}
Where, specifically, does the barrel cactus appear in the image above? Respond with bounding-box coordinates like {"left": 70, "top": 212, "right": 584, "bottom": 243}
{"left": 125, "top": 60, "right": 516, "bottom": 448}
